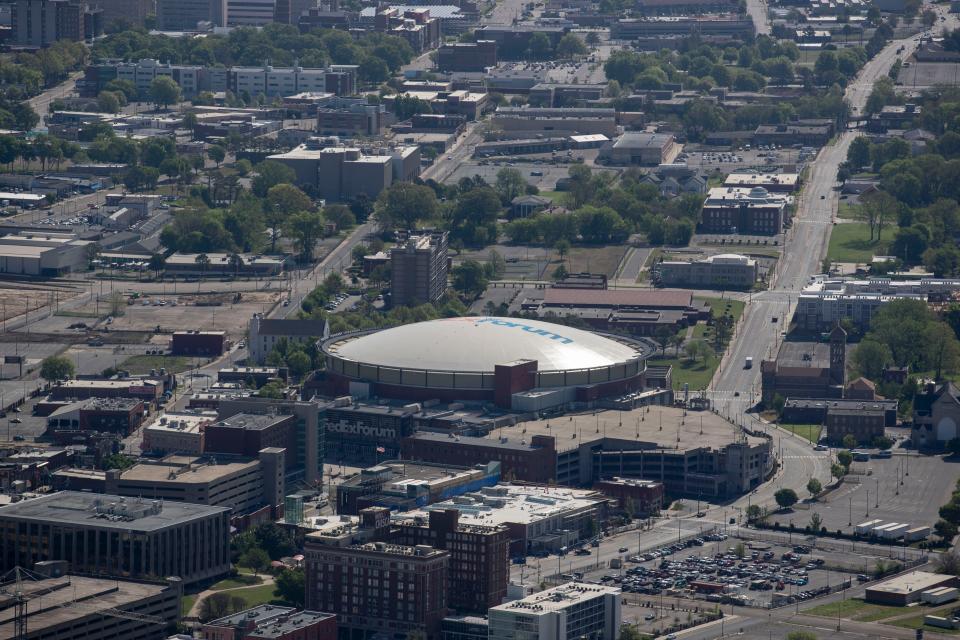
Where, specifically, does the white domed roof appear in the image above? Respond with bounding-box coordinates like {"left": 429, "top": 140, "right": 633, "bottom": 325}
{"left": 326, "top": 317, "right": 642, "bottom": 373}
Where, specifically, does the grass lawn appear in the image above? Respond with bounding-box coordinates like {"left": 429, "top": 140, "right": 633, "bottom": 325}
{"left": 181, "top": 594, "right": 198, "bottom": 618}
{"left": 119, "top": 355, "right": 195, "bottom": 375}
{"left": 806, "top": 598, "right": 906, "bottom": 621}
{"left": 696, "top": 297, "right": 746, "bottom": 325}
{"left": 887, "top": 613, "right": 960, "bottom": 634}
{"left": 837, "top": 202, "right": 858, "bottom": 219}
{"left": 230, "top": 584, "right": 279, "bottom": 609}
{"left": 778, "top": 424, "right": 822, "bottom": 444}
{"left": 649, "top": 354, "right": 718, "bottom": 391}
{"left": 538, "top": 190, "right": 566, "bottom": 204}
{"left": 826, "top": 222, "right": 886, "bottom": 263}
{"left": 209, "top": 574, "right": 263, "bottom": 590}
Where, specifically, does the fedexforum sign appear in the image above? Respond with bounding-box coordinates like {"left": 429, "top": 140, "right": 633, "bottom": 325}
{"left": 473, "top": 317, "right": 574, "bottom": 344}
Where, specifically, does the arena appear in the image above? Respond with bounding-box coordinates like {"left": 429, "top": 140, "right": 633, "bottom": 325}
{"left": 321, "top": 317, "right": 659, "bottom": 409}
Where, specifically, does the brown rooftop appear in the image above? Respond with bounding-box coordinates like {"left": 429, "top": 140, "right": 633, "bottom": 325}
{"left": 542, "top": 289, "right": 694, "bottom": 309}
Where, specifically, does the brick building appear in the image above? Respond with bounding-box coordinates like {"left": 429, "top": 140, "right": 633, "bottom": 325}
{"left": 305, "top": 538, "right": 449, "bottom": 640}
{"left": 392, "top": 509, "right": 509, "bottom": 613}
{"left": 593, "top": 478, "right": 665, "bottom": 516}
{"left": 204, "top": 413, "right": 298, "bottom": 470}
{"left": 171, "top": 331, "right": 227, "bottom": 357}
{"left": 401, "top": 433, "right": 557, "bottom": 484}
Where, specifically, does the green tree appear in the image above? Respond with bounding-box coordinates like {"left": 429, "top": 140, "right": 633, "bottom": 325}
{"left": 207, "top": 144, "right": 226, "bottom": 167}
{"left": 148, "top": 252, "right": 166, "bottom": 279}
{"left": 807, "top": 478, "right": 822, "bottom": 499}
{"left": 527, "top": 32, "right": 552, "bottom": 59}
{"left": 239, "top": 547, "right": 270, "bottom": 576}
{"left": 375, "top": 182, "right": 438, "bottom": 232}
{"left": 847, "top": 136, "right": 871, "bottom": 169}
{"left": 734, "top": 542, "right": 746, "bottom": 558}
{"left": 252, "top": 160, "right": 297, "bottom": 198}
{"left": 274, "top": 568, "right": 305, "bottom": 607}
{"left": 258, "top": 381, "right": 286, "bottom": 398}
{"left": 149, "top": 76, "right": 182, "bottom": 109}
{"left": 451, "top": 260, "right": 488, "bottom": 297}
{"left": 195, "top": 253, "right": 211, "bottom": 278}
{"left": 556, "top": 33, "right": 587, "bottom": 59}
{"left": 100, "top": 453, "right": 135, "bottom": 471}
{"left": 495, "top": 167, "right": 527, "bottom": 204}
{"left": 40, "top": 355, "right": 75, "bottom": 382}
{"left": 786, "top": 632, "right": 819, "bottom": 640}
{"left": 96, "top": 90, "right": 121, "bottom": 113}
{"left": 286, "top": 350, "right": 312, "bottom": 378}
{"left": 323, "top": 204, "right": 355, "bottom": 230}
{"left": 774, "top": 488, "right": 798, "bottom": 510}
{"left": 842, "top": 433, "right": 857, "bottom": 449}
{"left": 831, "top": 462, "right": 846, "bottom": 480}
{"left": 746, "top": 504, "right": 763, "bottom": 521}
{"left": 935, "top": 519, "right": 958, "bottom": 540}
{"left": 837, "top": 450, "right": 853, "bottom": 468}
{"left": 267, "top": 183, "right": 312, "bottom": 253}
{"left": 851, "top": 338, "right": 893, "bottom": 380}
{"left": 285, "top": 210, "right": 325, "bottom": 263}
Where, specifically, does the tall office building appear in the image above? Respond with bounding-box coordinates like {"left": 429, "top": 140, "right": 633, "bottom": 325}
{"left": 227, "top": 0, "right": 275, "bottom": 25}
{"left": 8, "top": 0, "right": 102, "bottom": 47}
{"left": 274, "top": 0, "right": 315, "bottom": 23}
{"left": 488, "top": 583, "right": 622, "bottom": 640}
{"left": 390, "top": 230, "right": 449, "bottom": 307}
{"left": 89, "top": 0, "right": 153, "bottom": 27}
{"left": 156, "top": 0, "right": 225, "bottom": 30}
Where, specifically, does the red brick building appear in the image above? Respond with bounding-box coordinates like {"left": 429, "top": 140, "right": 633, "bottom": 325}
{"left": 204, "top": 413, "right": 297, "bottom": 470}
{"left": 593, "top": 477, "right": 665, "bottom": 517}
{"left": 392, "top": 509, "right": 509, "bottom": 613}
{"left": 201, "top": 605, "right": 336, "bottom": 640}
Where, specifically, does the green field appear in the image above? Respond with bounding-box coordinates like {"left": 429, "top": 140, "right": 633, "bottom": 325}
{"left": 826, "top": 222, "right": 887, "bottom": 263}
{"left": 837, "top": 202, "right": 858, "bottom": 219}
{"left": 649, "top": 354, "right": 719, "bottom": 391}
{"left": 778, "top": 424, "right": 822, "bottom": 443}
{"left": 181, "top": 594, "right": 198, "bottom": 617}
{"left": 887, "top": 613, "right": 960, "bottom": 634}
{"left": 209, "top": 574, "right": 263, "bottom": 590}
{"left": 119, "top": 355, "right": 195, "bottom": 375}
{"left": 806, "top": 598, "right": 906, "bottom": 621}
{"left": 696, "top": 297, "right": 746, "bottom": 325}
{"left": 229, "top": 584, "right": 280, "bottom": 609}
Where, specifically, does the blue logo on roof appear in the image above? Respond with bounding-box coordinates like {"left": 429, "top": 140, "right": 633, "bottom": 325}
{"left": 473, "top": 317, "right": 574, "bottom": 345}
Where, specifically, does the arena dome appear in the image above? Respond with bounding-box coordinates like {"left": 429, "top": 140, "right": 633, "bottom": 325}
{"left": 322, "top": 317, "right": 651, "bottom": 401}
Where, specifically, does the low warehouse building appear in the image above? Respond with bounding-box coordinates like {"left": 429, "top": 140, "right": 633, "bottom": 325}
{"left": 866, "top": 571, "right": 957, "bottom": 606}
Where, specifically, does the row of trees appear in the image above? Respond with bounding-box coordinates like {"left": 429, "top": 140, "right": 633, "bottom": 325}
{"left": 92, "top": 24, "right": 415, "bottom": 84}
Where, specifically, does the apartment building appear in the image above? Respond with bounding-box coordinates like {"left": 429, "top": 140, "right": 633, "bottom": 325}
{"left": 390, "top": 230, "right": 449, "bottom": 307}
{"left": 305, "top": 539, "right": 449, "bottom": 640}
{"left": 393, "top": 509, "right": 509, "bottom": 613}
{"left": 8, "top": 0, "right": 103, "bottom": 47}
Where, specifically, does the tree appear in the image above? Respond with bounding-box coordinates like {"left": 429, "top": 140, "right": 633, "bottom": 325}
{"left": 837, "top": 450, "right": 853, "bottom": 469}
{"left": 195, "top": 253, "right": 211, "bottom": 278}
{"left": 252, "top": 161, "right": 297, "bottom": 198}
{"left": 148, "top": 253, "right": 166, "bottom": 279}
{"left": 786, "top": 632, "right": 818, "bottom": 640}
{"left": 149, "top": 76, "right": 181, "bottom": 109}
{"left": 746, "top": 504, "right": 763, "bottom": 522}
{"left": 40, "top": 355, "right": 74, "bottom": 382}
{"left": 586, "top": 31, "right": 600, "bottom": 46}
{"left": 809, "top": 512, "right": 823, "bottom": 532}
{"left": 684, "top": 339, "right": 711, "bottom": 364}
{"left": 495, "top": 167, "right": 527, "bottom": 204}
{"left": 258, "top": 381, "right": 286, "bottom": 398}
{"left": 774, "top": 488, "right": 798, "bottom": 510}
{"left": 207, "top": 144, "right": 226, "bottom": 167}
{"left": 239, "top": 547, "right": 270, "bottom": 576}
{"left": 842, "top": 434, "right": 858, "bottom": 449}
{"left": 831, "top": 462, "right": 846, "bottom": 480}
{"left": 527, "top": 32, "right": 552, "bottom": 59}
{"left": 450, "top": 187, "right": 501, "bottom": 246}
{"left": 274, "top": 568, "right": 305, "bottom": 607}
{"left": 556, "top": 33, "right": 587, "bottom": 59}
{"left": 451, "top": 260, "right": 488, "bottom": 297}
{"left": 285, "top": 210, "right": 325, "bottom": 263}
{"left": 734, "top": 542, "right": 746, "bottom": 559}
{"left": 847, "top": 136, "right": 871, "bottom": 169}
{"left": 618, "top": 624, "right": 645, "bottom": 640}
{"left": 96, "top": 91, "right": 121, "bottom": 113}
{"left": 375, "top": 182, "right": 438, "bottom": 232}
{"left": 807, "top": 478, "right": 822, "bottom": 499}
{"left": 199, "top": 592, "right": 245, "bottom": 622}
{"left": 935, "top": 519, "right": 959, "bottom": 541}
{"left": 323, "top": 204, "right": 355, "bottom": 230}
{"left": 552, "top": 263, "right": 569, "bottom": 280}
{"left": 851, "top": 339, "right": 893, "bottom": 380}
{"left": 286, "top": 350, "right": 312, "bottom": 378}
{"left": 123, "top": 166, "right": 159, "bottom": 192}
{"left": 266, "top": 183, "right": 312, "bottom": 253}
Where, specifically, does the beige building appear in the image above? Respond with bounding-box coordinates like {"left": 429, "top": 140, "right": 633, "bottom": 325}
{"left": 599, "top": 132, "right": 680, "bottom": 166}
{"left": 142, "top": 411, "right": 218, "bottom": 455}
{"left": 390, "top": 231, "right": 450, "bottom": 307}
{"left": 656, "top": 253, "right": 758, "bottom": 289}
